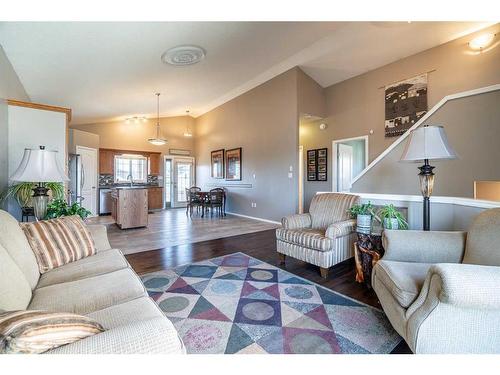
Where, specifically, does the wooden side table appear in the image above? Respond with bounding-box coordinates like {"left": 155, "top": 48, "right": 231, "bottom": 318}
{"left": 354, "top": 232, "right": 384, "bottom": 288}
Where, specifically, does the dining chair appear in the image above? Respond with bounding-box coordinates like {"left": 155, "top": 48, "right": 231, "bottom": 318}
{"left": 208, "top": 188, "right": 224, "bottom": 217}
{"left": 186, "top": 187, "right": 203, "bottom": 216}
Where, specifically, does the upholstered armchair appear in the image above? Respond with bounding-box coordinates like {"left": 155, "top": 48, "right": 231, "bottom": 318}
{"left": 372, "top": 208, "right": 500, "bottom": 354}
{"left": 276, "top": 193, "right": 360, "bottom": 278}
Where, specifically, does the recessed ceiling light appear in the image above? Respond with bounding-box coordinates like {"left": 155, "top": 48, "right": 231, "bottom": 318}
{"left": 469, "top": 33, "right": 496, "bottom": 51}
{"left": 161, "top": 45, "right": 206, "bottom": 66}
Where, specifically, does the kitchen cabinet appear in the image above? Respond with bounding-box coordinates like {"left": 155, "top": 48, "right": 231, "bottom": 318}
{"left": 99, "top": 149, "right": 115, "bottom": 174}
{"left": 111, "top": 188, "right": 148, "bottom": 229}
{"left": 149, "top": 153, "right": 161, "bottom": 175}
{"left": 148, "top": 187, "right": 163, "bottom": 210}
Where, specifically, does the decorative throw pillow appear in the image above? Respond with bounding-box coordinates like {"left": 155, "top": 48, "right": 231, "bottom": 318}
{"left": 20, "top": 215, "right": 96, "bottom": 274}
{"left": 0, "top": 310, "right": 104, "bottom": 354}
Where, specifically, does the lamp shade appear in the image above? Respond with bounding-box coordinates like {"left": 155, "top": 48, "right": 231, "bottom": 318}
{"left": 10, "top": 147, "right": 69, "bottom": 182}
{"left": 400, "top": 125, "right": 458, "bottom": 162}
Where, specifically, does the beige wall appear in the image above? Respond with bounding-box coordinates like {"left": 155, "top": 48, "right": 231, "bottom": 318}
{"left": 297, "top": 68, "right": 326, "bottom": 118}
{"left": 195, "top": 68, "right": 299, "bottom": 221}
{"left": 71, "top": 116, "right": 195, "bottom": 185}
{"left": 69, "top": 129, "right": 100, "bottom": 153}
{"left": 301, "top": 23, "right": 500, "bottom": 209}
{"left": 0, "top": 45, "right": 30, "bottom": 207}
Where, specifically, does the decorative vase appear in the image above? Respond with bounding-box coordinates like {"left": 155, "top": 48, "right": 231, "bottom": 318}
{"left": 356, "top": 214, "right": 372, "bottom": 234}
{"left": 32, "top": 195, "right": 48, "bottom": 221}
{"left": 383, "top": 217, "right": 399, "bottom": 230}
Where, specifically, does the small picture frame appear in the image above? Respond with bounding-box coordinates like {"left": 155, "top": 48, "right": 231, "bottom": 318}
{"left": 318, "top": 172, "right": 327, "bottom": 181}
{"left": 308, "top": 172, "right": 317, "bottom": 181}
{"left": 225, "top": 147, "right": 242, "bottom": 181}
{"left": 317, "top": 157, "right": 326, "bottom": 164}
{"left": 211, "top": 149, "right": 225, "bottom": 179}
{"left": 318, "top": 165, "right": 326, "bottom": 173}
{"left": 318, "top": 149, "right": 327, "bottom": 158}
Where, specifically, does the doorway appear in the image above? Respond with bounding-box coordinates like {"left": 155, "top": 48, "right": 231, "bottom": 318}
{"left": 164, "top": 156, "right": 195, "bottom": 208}
{"left": 75, "top": 145, "right": 98, "bottom": 216}
{"left": 332, "top": 136, "right": 368, "bottom": 192}
{"left": 298, "top": 145, "right": 304, "bottom": 213}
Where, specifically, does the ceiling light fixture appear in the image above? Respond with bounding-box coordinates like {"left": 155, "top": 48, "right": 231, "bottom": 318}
{"left": 125, "top": 116, "right": 147, "bottom": 124}
{"left": 469, "top": 33, "right": 496, "bottom": 51}
{"left": 183, "top": 110, "right": 193, "bottom": 137}
{"left": 148, "top": 93, "right": 167, "bottom": 146}
{"left": 162, "top": 45, "right": 206, "bottom": 66}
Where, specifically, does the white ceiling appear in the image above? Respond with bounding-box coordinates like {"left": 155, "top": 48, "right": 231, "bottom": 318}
{"left": 0, "top": 21, "right": 489, "bottom": 124}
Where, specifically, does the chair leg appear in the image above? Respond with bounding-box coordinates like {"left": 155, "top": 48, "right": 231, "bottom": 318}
{"left": 278, "top": 253, "right": 286, "bottom": 265}
{"left": 319, "top": 267, "right": 329, "bottom": 279}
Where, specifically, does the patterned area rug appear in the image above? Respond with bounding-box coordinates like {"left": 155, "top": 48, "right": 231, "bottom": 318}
{"left": 141, "top": 253, "right": 401, "bottom": 354}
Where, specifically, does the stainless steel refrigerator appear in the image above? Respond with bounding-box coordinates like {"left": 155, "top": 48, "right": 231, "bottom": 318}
{"left": 67, "top": 153, "right": 83, "bottom": 205}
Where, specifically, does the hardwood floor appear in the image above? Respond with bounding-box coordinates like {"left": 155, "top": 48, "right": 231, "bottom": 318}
{"left": 126, "top": 229, "right": 412, "bottom": 354}
{"left": 88, "top": 208, "right": 278, "bottom": 255}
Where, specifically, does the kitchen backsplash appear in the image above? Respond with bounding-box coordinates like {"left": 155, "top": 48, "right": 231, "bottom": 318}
{"left": 99, "top": 174, "right": 159, "bottom": 186}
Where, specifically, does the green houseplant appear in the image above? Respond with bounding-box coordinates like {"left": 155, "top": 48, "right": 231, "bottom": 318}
{"left": 45, "top": 199, "right": 91, "bottom": 220}
{"left": 377, "top": 204, "right": 408, "bottom": 230}
{"left": 0, "top": 182, "right": 64, "bottom": 208}
{"left": 348, "top": 202, "right": 376, "bottom": 234}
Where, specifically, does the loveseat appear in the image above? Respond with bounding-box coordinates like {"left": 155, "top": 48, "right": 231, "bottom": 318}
{"left": 0, "top": 209, "right": 185, "bottom": 354}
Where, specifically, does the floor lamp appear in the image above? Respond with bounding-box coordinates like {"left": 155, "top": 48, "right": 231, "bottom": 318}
{"left": 10, "top": 146, "right": 69, "bottom": 220}
{"left": 400, "top": 125, "right": 457, "bottom": 231}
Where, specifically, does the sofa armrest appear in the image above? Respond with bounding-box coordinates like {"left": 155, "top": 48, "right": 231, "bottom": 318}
{"left": 87, "top": 224, "right": 112, "bottom": 252}
{"left": 382, "top": 230, "right": 466, "bottom": 263}
{"left": 45, "top": 317, "right": 185, "bottom": 354}
{"left": 325, "top": 219, "right": 356, "bottom": 239}
{"left": 427, "top": 263, "right": 500, "bottom": 309}
{"left": 281, "top": 213, "right": 312, "bottom": 230}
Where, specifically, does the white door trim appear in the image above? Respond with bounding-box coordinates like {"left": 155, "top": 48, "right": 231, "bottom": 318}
{"left": 298, "top": 145, "right": 304, "bottom": 214}
{"left": 164, "top": 155, "right": 195, "bottom": 208}
{"left": 332, "top": 135, "right": 369, "bottom": 192}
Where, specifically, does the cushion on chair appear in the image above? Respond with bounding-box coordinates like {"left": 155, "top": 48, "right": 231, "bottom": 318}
{"left": 29, "top": 268, "right": 146, "bottom": 315}
{"left": 276, "top": 228, "right": 333, "bottom": 252}
{"left": 0, "top": 210, "right": 40, "bottom": 289}
{"left": 309, "top": 193, "right": 359, "bottom": 229}
{"left": 463, "top": 207, "right": 500, "bottom": 267}
{"left": 0, "top": 243, "right": 32, "bottom": 311}
{"left": 21, "top": 215, "right": 96, "bottom": 274}
{"left": 375, "top": 260, "right": 432, "bottom": 308}
{"left": 0, "top": 310, "right": 104, "bottom": 354}
{"left": 37, "top": 249, "right": 129, "bottom": 288}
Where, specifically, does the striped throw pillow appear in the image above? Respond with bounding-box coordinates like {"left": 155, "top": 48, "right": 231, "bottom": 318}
{"left": 21, "top": 215, "right": 96, "bottom": 274}
{"left": 0, "top": 310, "right": 104, "bottom": 354}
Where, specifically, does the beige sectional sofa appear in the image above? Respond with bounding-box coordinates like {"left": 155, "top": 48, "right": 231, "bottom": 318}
{"left": 0, "top": 209, "right": 185, "bottom": 354}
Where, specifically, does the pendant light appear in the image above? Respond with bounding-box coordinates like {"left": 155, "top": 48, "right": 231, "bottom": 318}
{"left": 148, "top": 93, "right": 167, "bottom": 146}
{"left": 183, "top": 110, "right": 193, "bottom": 137}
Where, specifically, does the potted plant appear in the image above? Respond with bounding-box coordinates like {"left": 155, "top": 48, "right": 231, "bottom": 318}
{"left": 45, "top": 199, "right": 91, "bottom": 220}
{"left": 377, "top": 204, "right": 408, "bottom": 230}
{"left": 348, "top": 202, "right": 375, "bottom": 234}
{"left": 0, "top": 182, "right": 64, "bottom": 208}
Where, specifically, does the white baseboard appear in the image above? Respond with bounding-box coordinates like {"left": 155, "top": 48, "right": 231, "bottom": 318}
{"left": 225, "top": 211, "right": 281, "bottom": 225}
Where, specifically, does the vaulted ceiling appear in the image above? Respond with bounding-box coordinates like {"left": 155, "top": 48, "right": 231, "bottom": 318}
{"left": 0, "top": 21, "right": 489, "bottom": 124}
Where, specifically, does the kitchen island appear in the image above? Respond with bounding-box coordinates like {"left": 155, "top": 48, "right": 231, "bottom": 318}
{"left": 110, "top": 187, "right": 148, "bottom": 229}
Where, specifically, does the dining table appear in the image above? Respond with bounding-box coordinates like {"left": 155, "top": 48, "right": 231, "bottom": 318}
{"left": 197, "top": 190, "right": 227, "bottom": 218}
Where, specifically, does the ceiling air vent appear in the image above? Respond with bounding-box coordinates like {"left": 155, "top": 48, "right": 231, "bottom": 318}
{"left": 161, "top": 45, "right": 206, "bottom": 66}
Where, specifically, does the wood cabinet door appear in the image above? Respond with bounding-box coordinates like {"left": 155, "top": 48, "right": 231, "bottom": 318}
{"left": 148, "top": 187, "right": 163, "bottom": 210}
{"left": 99, "top": 150, "right": 115, "bottom": 175}
{"left": 149, "top": 154, "right": 161, "bottom": 175}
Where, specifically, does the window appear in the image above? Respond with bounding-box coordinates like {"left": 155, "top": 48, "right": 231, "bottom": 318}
{"left": 114, "top": 155, "right": 147, "bottom": 183}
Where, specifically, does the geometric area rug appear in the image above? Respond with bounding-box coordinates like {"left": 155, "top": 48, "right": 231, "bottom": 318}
{"left": 140, "top": 252, "right": 402, "bottom": 354}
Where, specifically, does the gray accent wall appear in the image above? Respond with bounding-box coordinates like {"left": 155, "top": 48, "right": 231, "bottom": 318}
{"left": 0, "top": 45, "right": 29, "bottom": 209}
{"left": 194, "top": 69, "right": 300, "bottom": 222}
{"left": 352, "top": 90, "right": 500, "bottom": 197}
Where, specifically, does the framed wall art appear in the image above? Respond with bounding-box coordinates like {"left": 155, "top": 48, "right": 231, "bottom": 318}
{"left": 307, "top": 148, "right": 328, "bottom": 181}
{"left": 225, "top": 147, "right": 242, "bottom": 181}
{"left": 211, "top": 149, "right": 225, "bottom": 179}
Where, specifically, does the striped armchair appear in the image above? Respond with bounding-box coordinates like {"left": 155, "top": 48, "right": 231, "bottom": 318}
{"left": 276, "top": 193, "right": 360, "bottom": 278}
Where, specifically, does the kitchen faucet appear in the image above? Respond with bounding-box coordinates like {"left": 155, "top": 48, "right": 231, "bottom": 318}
{"left": 127, "top": 174, "right": 133, "bottom": 187}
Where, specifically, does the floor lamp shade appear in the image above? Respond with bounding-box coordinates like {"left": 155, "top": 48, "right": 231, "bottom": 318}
{"left": 10, "top": 147, "right": 69, "bottom": 220}
{"left": 400, "top": 125, "right": 457, "bottom": 230}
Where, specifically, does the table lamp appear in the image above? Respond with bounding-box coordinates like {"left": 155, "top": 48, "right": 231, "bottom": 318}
{"left": 400, "top": 125, "right": 457, "bottom": 231}
{"left": 10, "top": 146, "right": 69, "bottom": 220}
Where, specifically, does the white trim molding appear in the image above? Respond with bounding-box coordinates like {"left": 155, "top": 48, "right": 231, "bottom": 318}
{"left": 316, "top": 191, "right": 500, "bottom": 209}
{"left": 331, "top": 135, "right": 369, "bottom": 192}
{"left": 351, "top": 83, "right": 500, "bottom": 186}
{"left": 225, "top": 211, "right": 281, "bottom": 225}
